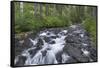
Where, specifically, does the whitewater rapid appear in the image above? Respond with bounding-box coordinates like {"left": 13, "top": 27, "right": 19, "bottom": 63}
{"left": 23, "top": 29, "right": 68, "bottom": 65}
{"left": 14, "top": 25, "right": 97, "bottom": 66}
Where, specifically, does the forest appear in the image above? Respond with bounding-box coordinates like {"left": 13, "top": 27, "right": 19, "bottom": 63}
{"left": 13, "top": 2, "right": 97, "bottom": 45}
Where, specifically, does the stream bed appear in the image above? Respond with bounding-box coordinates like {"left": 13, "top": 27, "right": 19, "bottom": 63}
{"left": 14, "top": 24, "right": 97, "bottom": 66}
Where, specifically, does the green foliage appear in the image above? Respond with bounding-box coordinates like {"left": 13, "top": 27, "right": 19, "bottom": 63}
{"left": 14, "top": 2, "right": 97, "bottom": 46}
{"left": 43, "top": 16, "right": 69, "bottom": 27}
{"left": 70, "top": 6, "right": 85, "bottom": 24}
{"left": 83, "top": 16, "right": 96, "bottom": 45}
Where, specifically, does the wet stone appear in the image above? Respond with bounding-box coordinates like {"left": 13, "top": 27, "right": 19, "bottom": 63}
{"left": 46, "top": 47, "right": 51, "bottom": 50}
{"left": 36, "top": 38, "right": 44, "bottom": 46}
{"left": 23, "top": 39, "right": 33, "bottom": 48}
{"left": 41, "top": 50, "right": 47, "bottom": 56}
{"left": 15, "top": 56, "right": 27, "bottom": 66}
{"left": 65, "top": 56, "right": 77, "bottom": 63}
{"left": 47, "top": 32, "right": 51, "bottom": 35}
{"left": 43, "top": 37, "right": 51, "bottom": 43}
{"left": 63, "top": 44, "right": 83, "bottom": 58}
{"left": 49, "top": 41, "right": 55, "bottom": 44}
{"left": 56, "top": 51, "right": 63, "bottom": 63}
{"left": 50, "top": 36, "right": 57, "bottom": 39}
{"left": 15, "top": 24, "right": 97, "bottom": 65}
{"left": 28, "top": 49, "right": 38, "bottom": 57}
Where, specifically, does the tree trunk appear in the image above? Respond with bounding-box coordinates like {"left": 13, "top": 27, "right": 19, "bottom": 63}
{"left": 57, "top": 5, "right": 63, "bottom": 16}
{"left": 45, "top": 4, "right": 49, "bottom": 16}
{"left": 20, "top": 2, "right": 23, "bottom": 17}
{"left": 40, "top": 4, "right": 43, "bottom": 17}
{"left": 92, "top": 7, "right": 97, "bottom": 19}
{"left": 34, "top": 3, "right": 38, "bottom": 17}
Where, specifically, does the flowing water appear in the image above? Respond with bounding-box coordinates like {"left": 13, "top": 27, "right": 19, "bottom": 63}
{"left": 14, "top": 25, "right": 97, "bottom": 66}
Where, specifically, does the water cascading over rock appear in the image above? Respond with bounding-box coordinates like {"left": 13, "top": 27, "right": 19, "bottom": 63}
{"left": 14, "top": 24, "right": 97, "bottom": 66}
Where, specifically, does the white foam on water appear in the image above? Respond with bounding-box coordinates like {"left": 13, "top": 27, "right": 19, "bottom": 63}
{"left": 30, "top": 51, "right": 43, "bottom": 64}
{"left": 14, "top": 56, "right": 19, "bottom": 64}
{"left": 81, "top": 49, "right": 90, "bottom": 56}
{"left": 82, "top": 43, "right": 88, "bottom": 46}
{"left": 29, "top": 38, "right": 37, "bottom": 46}
{"left": 15, "top": 26, "right": 95, "bottom": 65}
{"left": 40, "top": 31, "right": 56, "bottom": 38}
{"left": 40, "top": 32, "right": 47, "bottom": 36}
{"left": 25, "top": 56, "right": 32, "bottom": 65}
{"left": 24, "top": 30, "right": 67, "bottom": 65}
{"left": 80, "top": 34, "right": 84, "bottom": 37}
{"left": 49, "top": 36, "right": 66, "bottom": 54}
{"left": 22, "top": 48, "right": 31, "bottom": 57}
{"left": 62, "top": 53, "right": 70, "bottom": 63}
{"left": 44, "top": 50, "right": 58, "bottom": 64}
{"left": 62, "top": 30, "right": 68, "bottom": 34}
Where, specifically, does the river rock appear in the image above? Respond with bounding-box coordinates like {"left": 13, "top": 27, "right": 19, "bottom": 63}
{"left": 15, "top": 24, "right": 97, "bottom": 66}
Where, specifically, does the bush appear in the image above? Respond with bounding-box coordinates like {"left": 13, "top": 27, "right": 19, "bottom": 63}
{"left": 43, "top": 16, "right": 70, "bottom": 28}
{"left": 83, "top": 16, "right": 96, "bottom": 46}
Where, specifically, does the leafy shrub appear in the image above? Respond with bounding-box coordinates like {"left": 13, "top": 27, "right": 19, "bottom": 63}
{"left": 83, "top": 16, "right": 96, "bottom": 45}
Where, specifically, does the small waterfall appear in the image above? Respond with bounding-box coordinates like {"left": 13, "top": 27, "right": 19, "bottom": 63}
{"left": 23, "top": 29, "right": 67, "bottom": 65}
{"left": 15, "top": 25, "right": 97, "bottom": 66}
